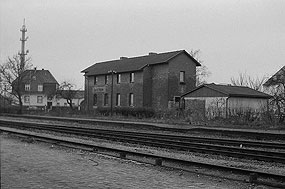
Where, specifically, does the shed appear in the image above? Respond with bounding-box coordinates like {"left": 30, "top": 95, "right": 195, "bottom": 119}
{"left": 181, "top": 83, "right": 272, "bottom": 119}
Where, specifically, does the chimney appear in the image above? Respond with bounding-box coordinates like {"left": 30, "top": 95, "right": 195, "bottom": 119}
{"left": 120, "top": 57, "right": 128, "bottom": 60}
{"left": 149, "top": 52, "right": 157, "bottom": 56}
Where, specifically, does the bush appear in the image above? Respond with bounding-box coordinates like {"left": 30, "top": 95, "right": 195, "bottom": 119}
{"left": 95, "top": 107, "right": 155, "bottom": 118}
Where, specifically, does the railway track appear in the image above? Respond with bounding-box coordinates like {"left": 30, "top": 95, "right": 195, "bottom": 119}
{"left": 3, "top": 113, "right": 285, "bottom": 140}
{"left": 1, "top": 127, "right": 284, "bottom": 188}
{"left": 0, "top": 119, "right": 285, "bottom": 164}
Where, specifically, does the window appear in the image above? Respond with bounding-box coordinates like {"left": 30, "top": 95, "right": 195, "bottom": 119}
{"left": 174, "top": 96, "right": 181, "bottom": 102}
{"left": 116, "top": 93, "right": 121, "bottom": 106}
{"left": 104, "top": 93, "right": 108, "bottom": 106}
{"left": 130, "top": 72, "right": 134, "bottom": 83}
{"left": 179, "top": 71, "right": 185, "bottom": 83}
{"left": 64, "top": 103, "right": 67, "bottom": 106}
{"left": 38, "top": 84, "right": 43, "bottom": 92}
{"left": 57, "top": 102, "right": 60, "bottom": 106}
{"left": 129, "top": 93, "right": 134, "bottom": 106}
{"left": 37, "top": 96, "right": 43, "bottom": 104}
{"left": 93, "top": 94, "right": 97, "bottom": 106}
{"left": 117, "top": 74, "right": 121, "bottom": 84}
{"left": 105, "top": 75, "right": 108, "bottom": 84}
{"left": 24, "top": 96, "right": 30, "bottom": 103}
{"left": 94, "top": 76, "right": 98, "bottom": 85}
{"left": 25, "top": 84, "right": 30, "bottom": 91}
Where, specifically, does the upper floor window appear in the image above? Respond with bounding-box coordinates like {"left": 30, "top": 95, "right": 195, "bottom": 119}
{"left": 38, "top": 84, "right": 43, "bottom": 92}
{"left": 24, "top": 96, "right": 30, "bottom": 103}
{"left": 105, "top": 75, "right": 108, "bottom": 84}
{"left": 94, "top": 76, "right": 98, "bottom": 85}
{"left": 179, "top": 71, "right": 185, "bottom": 83}
{"left": 25, "top": 84, "right": 30, "bottom": 91}
{"left": 129, "top": 93, "right": 134, "bottom": 106}
{"left": 37, "top": 96, "right": 43, "bottom": 104}
{"left": 116, "top": 93, "right": 121, "bottom": 106}
{"left": 117, "top": 74, "right": 121, "bottom": 84}
{"left": 130, "top": 72, "right": 134, "bottom": 83}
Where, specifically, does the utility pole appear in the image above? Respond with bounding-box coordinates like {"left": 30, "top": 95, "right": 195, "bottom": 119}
{"left": 19, "top": 19, "right": 29, "bottom": 68}
{"left": 108, "top": 70, "right": 116, "bottom": 116}
{"left": 19, "top": 19, "right": 29, "bottom": 110}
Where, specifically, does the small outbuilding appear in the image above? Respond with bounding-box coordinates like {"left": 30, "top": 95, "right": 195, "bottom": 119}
{"left": 181, "top": 83, "right": 272, "bottom": 119}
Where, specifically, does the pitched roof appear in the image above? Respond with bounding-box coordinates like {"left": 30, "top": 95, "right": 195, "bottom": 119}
{"left": 22, "top": 69, "right": 58, "bottom": 84}
{"left": 182, "top": 83, "right": 271, "bottom": 99}
{"left": 263, "top": 66, "right": 285, "bottom": 86}
{"left": 81, "top": 50, "right": 201, "bottom": 76}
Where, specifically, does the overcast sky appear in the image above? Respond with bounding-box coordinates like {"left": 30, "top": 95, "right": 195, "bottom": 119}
{"left": 1, "top": 0, "right": 284, "bottom": 89}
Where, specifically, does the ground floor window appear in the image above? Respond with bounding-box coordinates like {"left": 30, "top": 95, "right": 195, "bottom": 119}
{"left": 104, "top": 93, "right": 108, "bottom": 106}
{"left": 93, "top": 94, "right": 97, "bottom": 106}
{"left": 37, "top": 96, "right": 43, "bottom": 104}
{"left": 129, "top": 93, "right": 134, "bottom": 106}
{"left": 116, "top": 93, "right": 121, "bottom": 106}
{"left": 24, "top": 96, "right": 30, "bottom": 103}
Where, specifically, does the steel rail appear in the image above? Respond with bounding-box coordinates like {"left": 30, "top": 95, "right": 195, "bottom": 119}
{"left": 1, "top": 127, "right": 285, "bottom": 188}
{"left": 2, "top": 113, "right": 285, "bottom": 140}
{"left": 1, "top": 119, "right": 285, "bottom": 163}
{"left": 1, "top": 118, "right": 284, "bottom": 149}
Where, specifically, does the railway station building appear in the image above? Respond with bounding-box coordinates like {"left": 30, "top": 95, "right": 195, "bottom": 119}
{"left": 81, "top": 50, "right": 201, "bottom": 111}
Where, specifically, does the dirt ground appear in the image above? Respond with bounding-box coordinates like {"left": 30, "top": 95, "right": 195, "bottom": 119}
{"left": 0, "top": 134, "right": 270, "bottom": 189}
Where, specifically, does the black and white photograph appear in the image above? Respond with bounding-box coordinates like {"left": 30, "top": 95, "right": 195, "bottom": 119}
{"left": 0, "top": 0, "right": 284, "bottom": 188}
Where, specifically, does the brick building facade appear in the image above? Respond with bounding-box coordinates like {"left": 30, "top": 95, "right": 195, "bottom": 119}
{"left": 81, "top": 50, "right": 201, "bottom": 111}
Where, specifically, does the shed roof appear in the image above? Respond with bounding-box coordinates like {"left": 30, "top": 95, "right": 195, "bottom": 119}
{"left": 182, "top": 83, "right": 272, "bottom": 99}
{"left": 81, "top": 50, "right": 201, "bottom": 76}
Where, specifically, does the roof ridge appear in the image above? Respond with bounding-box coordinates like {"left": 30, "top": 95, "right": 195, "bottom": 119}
{"left": 81, "top": 49, "right": 189, "bottom": 74}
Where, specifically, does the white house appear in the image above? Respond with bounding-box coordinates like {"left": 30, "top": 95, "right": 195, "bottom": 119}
{"left": 181, "top": 83, "right": 272, "bottom": 119}
{"left": 16, "top": 68, "right": 59, "bottom": 110}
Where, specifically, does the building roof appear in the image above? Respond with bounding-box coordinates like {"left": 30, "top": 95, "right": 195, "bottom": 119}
{"left": 81, "top": 50, "right": 201, "bottom": 76}
{"left": 182, "top": 83, "right": 272, "bottom": 99}
{"left": 263, "top": 66, "right": 285, "bottom": 87}
{"left": 22, "top": 69, "right": 58, "bottom": 84}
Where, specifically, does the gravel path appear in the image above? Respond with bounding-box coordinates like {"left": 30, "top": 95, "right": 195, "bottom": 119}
{"left": 0, "top": 134, "right": 263, "bottom": 189}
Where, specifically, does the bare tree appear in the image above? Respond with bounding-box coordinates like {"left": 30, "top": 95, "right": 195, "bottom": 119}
{"left": 189, "top": 49, "right": 211, "bottom": 86}
{"left": 57, "top": 81, "right": 79, "bottom": 110}
{"left": 231, "top": 71, "right": 266, "bottom": 91}
{"left": 263, "top": 67, "right": 285, "bottom": 123}
{"left": 0, "top": 54, "right": 32, "bottom": 113}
